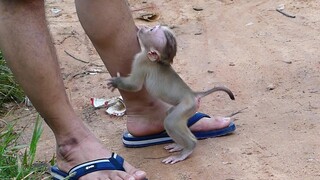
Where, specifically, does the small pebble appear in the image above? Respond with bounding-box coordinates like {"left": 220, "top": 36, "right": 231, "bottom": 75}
{"left": 207, "top": 70, "right": 214, "bottom": 73}
{"left": 193, "top": 7, "right": 203, "bottom": 11}
{"left": 267, "top": 84, "right": 276, "bottom": 90}
{"left": 283, "top": 60, "right": 292, "bottom": 64}
{"left": 169, "top": 25, "right": 178, "bottom": 29}
{"left": 229, "top": 62, "right": 235, "bottom": 66}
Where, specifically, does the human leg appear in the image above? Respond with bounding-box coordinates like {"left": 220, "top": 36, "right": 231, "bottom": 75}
{"left": 75, "top": 0, "right": 232, "bottom": 137}
{"left": 0, "top": 0, "right": 145, "bottom": 179}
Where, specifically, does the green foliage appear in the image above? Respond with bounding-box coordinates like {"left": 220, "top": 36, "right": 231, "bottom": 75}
{"left": 0, "top": 51, "right": 24, "bottom": 114}
{"left": 0, "top": 115, "right": 49, "bottom": 179}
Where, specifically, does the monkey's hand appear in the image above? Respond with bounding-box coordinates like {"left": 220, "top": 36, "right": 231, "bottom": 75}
{"left": 107, "top": 72, "right": 122, "bottom": 92}
{"left": 107, "top": 72, "right": 143, "bottom": 92}
{"left": 107, "top": 77, "right": 121, "bottom": 92}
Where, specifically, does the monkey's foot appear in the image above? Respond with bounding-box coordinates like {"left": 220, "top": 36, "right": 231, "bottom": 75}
{"left": 164, "top": 143, "right": 183, "bottom": 152}
{"left": 162, "top": 150, "right": 193, "bottom": 164}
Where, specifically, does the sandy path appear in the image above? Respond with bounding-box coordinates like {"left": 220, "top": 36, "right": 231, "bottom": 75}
{"left": 11, "top": 0, "right": 320, "bottom": 179}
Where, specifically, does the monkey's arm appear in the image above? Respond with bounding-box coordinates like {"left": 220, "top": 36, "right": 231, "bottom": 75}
{"left": 107, "top": 68, "right": 146, "bottom": 92}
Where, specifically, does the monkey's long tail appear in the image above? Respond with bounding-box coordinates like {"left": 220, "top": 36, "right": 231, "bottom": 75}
{"left": 196, "top": 86, "right": 235, "bottom": 100}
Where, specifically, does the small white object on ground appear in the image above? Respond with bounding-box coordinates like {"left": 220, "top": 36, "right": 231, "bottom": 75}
{"left": 91, "top": 96, "right": 126, "bottom": 117}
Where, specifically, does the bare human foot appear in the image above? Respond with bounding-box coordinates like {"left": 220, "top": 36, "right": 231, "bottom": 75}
{"left": 125, "top": 98, "right": 232, "bottom": 137}
{"left": 55, "top": 120, "right": 147, "bottom": 180}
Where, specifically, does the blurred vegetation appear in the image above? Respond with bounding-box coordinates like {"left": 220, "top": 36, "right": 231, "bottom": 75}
{"left": 0, "top": 51, "right": 24, "bottom": 115}
{"left": 0, "top": 51, "right": 51, "bottom": 179}
{"left": 0, "top": 115, "right": 50, "bottom": 179}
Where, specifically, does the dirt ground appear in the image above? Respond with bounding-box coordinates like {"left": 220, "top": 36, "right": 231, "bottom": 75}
{"left": 8, "top": 0, "right": 320, "bottom": 179}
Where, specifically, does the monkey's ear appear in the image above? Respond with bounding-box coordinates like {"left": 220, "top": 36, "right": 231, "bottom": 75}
{"left": 147, "top": 48, "right": 160, "bottom": 62}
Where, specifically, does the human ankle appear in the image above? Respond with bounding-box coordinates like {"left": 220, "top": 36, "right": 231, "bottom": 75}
{"left": 125, "top": 98, "right": 169, "bottom": 136}
{"left": 55, "top": 128, "right": 93, "bottom": 159}
{"left": 120, "top": 91, "right": 155, "bottom": 112}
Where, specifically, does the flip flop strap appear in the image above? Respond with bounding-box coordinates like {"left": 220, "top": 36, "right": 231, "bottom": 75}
{"left": 187, "top": 112, "right": 211, "bottom": 127}
{"left": 68, "top": 153, "right": 125, "bottom": 179}
{"left": 109, "top": 153, "right": 125, "bottom": 171}
{"left": 157, "top": 112, "right": 210, "bottom": 134}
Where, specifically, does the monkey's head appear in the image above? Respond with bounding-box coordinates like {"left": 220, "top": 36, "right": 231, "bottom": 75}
{"left": 138, "top": 25, "right": 177, "bottom": 65}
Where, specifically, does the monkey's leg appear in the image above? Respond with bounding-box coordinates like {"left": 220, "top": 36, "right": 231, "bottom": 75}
{"left": 162, "top": 100, "right": 197, "bottom": 164}
{"left": 164, "top": 143, "right": 183, "bottom": 152}
{"left": 164, "top": 108, "right": 188, "bottom": 152}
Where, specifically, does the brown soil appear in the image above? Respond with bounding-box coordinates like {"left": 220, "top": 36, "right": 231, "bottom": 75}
{"left": 8, "top": 0, "right": 320, "bottom": 179}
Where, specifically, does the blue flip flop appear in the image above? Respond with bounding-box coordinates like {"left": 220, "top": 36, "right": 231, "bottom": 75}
{"left": 51, "top": 153, "right": 126, "bottom": 180}
{"left": 122, "top": 112, "right": 236, "bottom": 148}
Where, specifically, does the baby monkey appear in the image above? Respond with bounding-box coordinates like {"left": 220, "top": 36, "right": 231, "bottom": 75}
{"left": 108, "top": 25, "right": 235, "bottom": 164}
